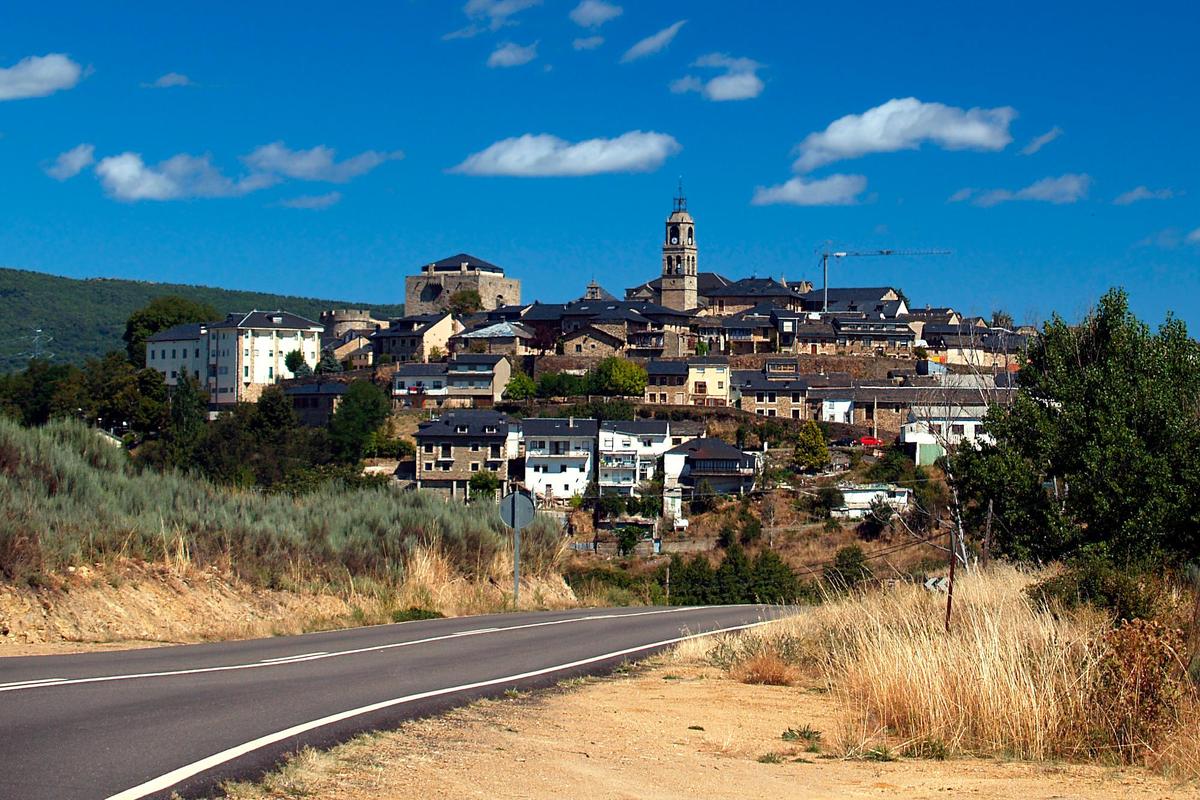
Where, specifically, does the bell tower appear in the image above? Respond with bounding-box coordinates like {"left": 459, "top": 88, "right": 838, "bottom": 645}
{"left": 660, "top": 179, "right": 698, "bottom": 311}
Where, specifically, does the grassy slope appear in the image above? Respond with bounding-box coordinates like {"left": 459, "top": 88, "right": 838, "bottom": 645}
{"left": 0, "top": 418, "right": 559, "bottom": 589}
{"left": 0, "top": 267, "right": 405, "bottom": 372}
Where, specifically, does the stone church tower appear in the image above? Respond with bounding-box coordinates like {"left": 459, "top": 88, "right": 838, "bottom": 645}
{"left": 660, "top": 182, "right": 698, "bottom": 311}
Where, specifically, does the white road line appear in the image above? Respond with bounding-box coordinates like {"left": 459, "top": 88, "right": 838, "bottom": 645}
{"left": 0, "top": 677, "right": 65, "bottom": 689}
{"left": 0, "top": 607, "right": 710, "bottom": 694}
{"left": 105, "top": 618, "right": 773, "bottom": 800}
{"left": 258, "top": 652, "right": 329, "bottom": 664}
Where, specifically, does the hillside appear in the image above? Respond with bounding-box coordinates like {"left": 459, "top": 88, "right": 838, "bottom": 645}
{"left": 0, "top": 267, "right": 405, "bottom": 372}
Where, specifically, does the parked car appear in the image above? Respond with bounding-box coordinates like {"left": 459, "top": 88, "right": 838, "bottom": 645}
{"left": 831, "top": 436, "right": 856, "bottom": 447}
{"left": 858, "top": 436, "right": 884, "bottom": 448}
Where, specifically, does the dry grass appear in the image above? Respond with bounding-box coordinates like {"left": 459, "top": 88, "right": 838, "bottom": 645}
{"left": 677, "top": 566, "right": 1200, "bottom": 782}
{"left": 730, "top": 651, "right": 799, "bottom": 686}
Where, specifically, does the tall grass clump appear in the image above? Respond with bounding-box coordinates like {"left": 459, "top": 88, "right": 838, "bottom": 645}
{"left": 803, "top": 565, "right": 1199, "bottom": 776}
{"left": 0, "top": 418, "right": 564, "bottom": 593}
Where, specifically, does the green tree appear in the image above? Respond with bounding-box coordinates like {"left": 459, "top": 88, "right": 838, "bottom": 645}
{"left": 616, "top": 526, "right": 641, "bottom": 557}
{"left": 589, "top": 357, "right": 648, "bottom": 397}
{"left": 124, "top": 296, "right": 220, "bottom": 368}
{"left": 714, "top": 543, "right": 753, "bottom": 603}
{"left": 469, "top": 469, "right": 501, "bottom": 499}
{"left": 792, "top": 420, "right": 830, "bottom": 472}
{"left": 328, "top": 380, "right": 391, "bottom": 462}
{"left": 161, "top": 375, "right": 207, "bottom": 468}
{"left": 750, "top": 550, "right": 801, "bottom": 603}
{"left": 315, "top": 349, "right": 343, "bottom": 374}
{"left": 504, "top": 371, "right": 537, "bottom": 401}
{"left": 951, "top": 288, "right": 1200, "bottom": 566}
{"left": 990, "top": 309, "right": 1015, "bottom": 330}
{"left": 448, "top": 289, "right": 482, "bottom": 316}
{"left": 858, "top": 497, "right": 894, "bottom": 540}
{"left": 824, "top": 545, "right": 873, "bottom": 590}
{"left": 285, "top": 350, "right": 312, "bottom": 377}
{"left": 695, "top": 340, "right": 709, "bottom": 356}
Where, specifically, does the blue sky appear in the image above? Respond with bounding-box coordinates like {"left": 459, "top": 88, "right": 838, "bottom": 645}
{"left": 2, "top": 1, "right": 1198, "bottom": 328}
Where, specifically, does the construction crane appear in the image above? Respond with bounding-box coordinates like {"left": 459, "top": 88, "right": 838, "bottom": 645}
{"left": 819, "top": 248, "right": 951, "bottom": 312}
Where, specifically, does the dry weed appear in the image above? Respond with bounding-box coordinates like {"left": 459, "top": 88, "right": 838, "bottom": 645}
{"left": 731, "top": 652, "right": 799, "bottom": 686}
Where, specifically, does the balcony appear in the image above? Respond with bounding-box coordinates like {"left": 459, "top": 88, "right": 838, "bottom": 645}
{"left": 690, "top": 462, "right": 755, "bottom": 476}
{"left": 527, "top": 447, "right": 591, "bottom": 458}
{"left": 600, "top": 455, "right": 637, "bottom": 469}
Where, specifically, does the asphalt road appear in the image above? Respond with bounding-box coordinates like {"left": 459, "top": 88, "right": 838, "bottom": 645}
{"left": 0, "top": 605, "right": 785, "bottom": 800}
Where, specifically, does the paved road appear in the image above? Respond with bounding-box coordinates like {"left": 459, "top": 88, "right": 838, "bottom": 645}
{"left": 0, "top": 605, "right": 785, "bottom": 799}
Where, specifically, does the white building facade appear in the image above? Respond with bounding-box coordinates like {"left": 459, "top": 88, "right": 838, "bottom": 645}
{"left": 145, "top": 322, "right": 209, "bottom": 386}
{"left": 597, "top": 420, "right": 684, "bottom": 496}
{"left": 522, "top": 417, "right": 598, "bottom": 506}
{"left": 900, "top": 404, "right": 993, "bottom": 465}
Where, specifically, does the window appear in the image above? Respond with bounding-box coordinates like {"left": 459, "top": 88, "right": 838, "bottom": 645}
{"left": 150, "top": 351, "right": 155, "bottom": 361}
{"left": 575, "top": 344, "right": 582, "bottom": 353}
{"left": 471, "top": 443, "right": 480, "bottom": 452}
{"left": 171, "top": 349, "right": 177, "bottom": 359}
{"left": 440, "top": 462, "right": 451, "bottom": 471}
{"left": 489, "top": 444, "right": 501, "bottom": 458}
{"left": 423, "top": 444, "right": 434, "bottom": 454}
{"left": 243, "top": 366, "right": 249, "bottom": 378}
{"left": 950, "top": 424, "right": 966, "bottom": 436}
{"left": 470, "top": 462, "right": 480, "bottom": 472}
{"left": 267, "top": 367, "right": 273, "bottom": 379}
{"left": 756, "top": 392, "right": 765, "bottom": 402}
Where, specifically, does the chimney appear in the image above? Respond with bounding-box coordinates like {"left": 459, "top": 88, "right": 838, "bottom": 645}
{"left": 568, "top": 416, "right": 575, "bottom": 428}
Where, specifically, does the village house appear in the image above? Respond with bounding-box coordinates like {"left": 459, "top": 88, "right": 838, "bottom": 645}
{"left": 522, "top": 417, "right": 599, "bottom": 507}
{"left": 687, "top": 356, "right": 731, "bottom": 406}
{"left": 283, "top": 382, "right": 348, "bottom": 426}
{"left": 597, "top": 419, "right": 696, "bottom": 497}
{"left": 800, "top": 286, "right": 906, "bottom": 316}
{"left": 662, "top": 437, "right": 758, "bottom": 519}
{"left": 900, "top": 404, "right": 995, "bottom": 465}
{"left": 732, "top": 368, "right": 808, "bottom": 419}
{"left": 644, "top": 359, "right": 689, "bottom": 405}
{"left": 831, "top": 483, "right": 913, "bottom": 519}
{"left": 369, "top": 311, "right": 461, "bottom": 363}
{"left": 445, "top": 353, "right": 512, "bottom": 407}
{"left": 448, "top": 320, "right": 535, "bottom": 358}
{"left": 703, "top": 276, "right": 809, "bottom": 316}
{"left": 391, "top": 362, "right": 449, "bottom": 409}
{"left": 414, "top": 409, "right": 515, "bottom": 498}
{"left": 146, "top": 322, "right": 209, "bottom": 387}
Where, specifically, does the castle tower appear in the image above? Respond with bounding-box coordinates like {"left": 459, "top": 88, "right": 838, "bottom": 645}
{"left": 660, "top": 180, "right": 698, "bottom": 311}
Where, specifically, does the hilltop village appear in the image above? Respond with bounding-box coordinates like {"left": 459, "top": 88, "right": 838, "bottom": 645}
{"left": 139, "top": 189, "right": 1030, "bottom": 527}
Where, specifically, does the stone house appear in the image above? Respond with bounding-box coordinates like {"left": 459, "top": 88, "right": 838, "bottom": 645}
{"left": 370, "top": 311, "right": 461, "bottom": 363}
{"left": 415, "top": 410, "right": 515, "bottom": 498}
{"left": 283, "top": 382, "right": 348, "bottom": 426}
{"left": 448, "top": 320, "right": 535, "bottom": 358}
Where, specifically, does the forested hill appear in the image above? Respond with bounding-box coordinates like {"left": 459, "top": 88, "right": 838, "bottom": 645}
{"left": 0, "top": 267, "right": 404, "bottom": 372}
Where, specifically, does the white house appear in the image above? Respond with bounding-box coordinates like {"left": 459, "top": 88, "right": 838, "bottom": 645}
{"left": 146, "top": 322, "right": 209, "bottom": 386}
{"left": 820, "top": 395, "right": 854, "bottom": 423}
{"left": 206, "top": 311, "right": 324, "bottom": 405}
{"left": 598, "top": 420, "right": 692, "bottom": 496}
{"left": 900, "top": 404, "right": 993, "bottom": 465}
{"left": 831, "top": 483, "right": 912, "bottom": 519}
{"left": 522, "top": 417, "right": 599, "bottom": 507}
{"left": 662, "top": 437, "right": 758, "bottom": 521}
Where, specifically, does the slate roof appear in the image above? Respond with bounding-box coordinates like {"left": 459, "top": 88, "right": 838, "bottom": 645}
{"left": 520, "top": 302, "right": 569, "bottom": 322}
{"left": 646, "top": 359, "right": 689, "bottom": 376}
{"left": 147, "top": 322, "right": 209, "bottom": 342}
{"left": 522, "top": 417, "right": 600, "bottom": 436}
{"left": 449, "top": 353, "right": 507, "bottom": 366}
{"left": 732, "top": 370, "right": 807, "bottom": 392}
{"left": 705, "top": 277, "right": 805, "bottom": 299}
{"left": 425, "top": 253, "right": 505, "bottom": 274}
{"left": 282, "top": 382, "right": 349, "bottom": 397}
{"left": 800, "top": 287, "right": 897, "bottom": 303}
{"left": 688, "top": 356, "right": 729, "bottom": 366}
{"left": 626, "top": 271, "right": 733, "bottom": 298}
{"left": 416, "top": 410, "right": 512, "bottom": 440}
{"left": 394, "top": 362, "right": 448, "bottom": 377}
{"left": 601, "top": 419, "right": 671, "bottom": 436}
{"left": 456, "top": 320, "right": 533, "bottom": 340}
{"left": 210, "top": 310, "right": 322, "bottom": 331}
{"left": 371, "top": 313, "right": 448, "bottom": 338}
{"left": 665, "top": 437, "right": 754, "bottom": 462}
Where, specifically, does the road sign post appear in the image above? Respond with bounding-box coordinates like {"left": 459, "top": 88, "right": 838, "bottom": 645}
{"left": 499, "top": 490, "right": 535, "bottom": 607}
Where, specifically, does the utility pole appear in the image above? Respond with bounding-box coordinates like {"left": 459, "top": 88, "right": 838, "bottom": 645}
{"left": 945, "top": 524, "right": 957, "bottom": 633}
{"left": 982, "top": 499, "right": 994, "bottom": 570}
{"left": 818, "top": 249, "right": 951, "bottom": 313}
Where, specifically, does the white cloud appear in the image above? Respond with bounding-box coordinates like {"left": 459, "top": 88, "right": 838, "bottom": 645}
{"left": 1114, "top": 185, "right": 1177, "bottom": 205}
{"left": 1020, "top": 125, "right": 1062, "bottom": 155}
{"left": 94, "top": 152, "right": 276, "bottom": 201}
{"left": 947, "top": 187, "right": 975, "bottom": 203}
{"left": 570, "top": 0, "right": 621, "bottom": 27}
{"left": 793, "top": 97, "right": 1016, "bottom": 172}
{"left": 46, "top": 144, "right": 95, "bottom": 180}
{"left": 573, "top": 36, "right": 605, "bottom": 50}
{"left": 242, "top": 142, "right": 402, "bottom": 182}
{"left": 1187, "top": 228, "right": 1200, "bottom": 245}
{"left": 452, "top": 130, "right": 680, "bottom": 176}
{"left": 281, "top": 191, "right": 342, "bottom": 210}
{"left": 974, "top": 173, "right": 1091, "bottom": 207}
{"left": 671, "top": 53, "right": 764, "bottom": 102}
{"left": 751, "top": 174, "right": 868, "bottom": 206}
{"left": 144, "top": 72, "right": 193, "bottom": 89}
{"left": 466, "top": 0, "right": 540, "bottom": 29}
{"left": 621, "top": 20, "right": 686, "bottom": 63}
{"left": 0, "top": 54, "right": 83, "bottom": 101}
{"left": 488, "top": 41, "right": 538, "bottom": 68}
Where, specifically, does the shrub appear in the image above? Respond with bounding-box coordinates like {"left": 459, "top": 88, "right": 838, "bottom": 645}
{"left": 616, "top": 527, "right": 642, "bottom": 557}
{"left": 391, "top": 607, "right": 444, "bottom": 623}
{"left": 824, "top": 545, "right": 873, "bottom": 590}
{"left": 1028, "top": 557, "right": 1166, "bottom": 623}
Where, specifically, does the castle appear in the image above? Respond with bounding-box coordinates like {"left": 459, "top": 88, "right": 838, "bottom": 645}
{"left": 404, "top": 253, "right": 522, "bottom": 316}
